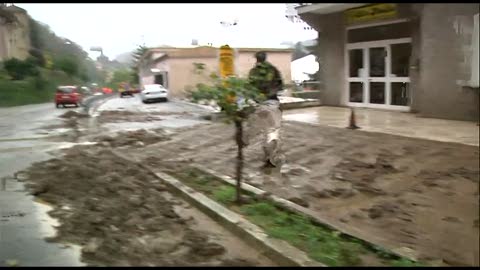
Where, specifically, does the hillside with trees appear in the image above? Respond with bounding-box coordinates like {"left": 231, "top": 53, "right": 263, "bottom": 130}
{"left": 0, "top": 6, "right": 104, "bottom": 106}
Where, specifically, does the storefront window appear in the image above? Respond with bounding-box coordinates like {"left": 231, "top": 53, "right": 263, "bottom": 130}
{"left": 391, "top": 43, "right": 411, "bottom": 77}
{"left": 349, "top": 49, "right": 363, "bottom": 77}
{"left": 349, "top": 82, "right": 363, "bottom": 103}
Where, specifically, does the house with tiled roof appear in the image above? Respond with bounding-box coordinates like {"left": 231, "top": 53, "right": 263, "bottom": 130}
{"left": 138, "top": 46, "right": 293, "bottom": 98}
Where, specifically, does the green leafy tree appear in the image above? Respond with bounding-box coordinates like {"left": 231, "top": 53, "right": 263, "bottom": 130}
{"left": 108, "top": 69, "right": 134, "bottom": 89}
{"left": 130, "top": 45, "right": 149, "bottom": 84}
{"left": 54, "top": 57, "right": 79, "bottom": 77}
{"left": 190, "top": 64, "right": 265, "bottom": 204}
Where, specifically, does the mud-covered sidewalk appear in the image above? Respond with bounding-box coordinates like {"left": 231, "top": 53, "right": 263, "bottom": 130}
{"left": 125, "top": 120, "right": 479, "bottom": 266}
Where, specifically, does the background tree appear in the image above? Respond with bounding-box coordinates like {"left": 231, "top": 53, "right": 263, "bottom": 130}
{"left": 54, "top": 57, "right": 79, "bottom": 77}
{"left": 190, "top": 65, "right": 264, "bottom": 204}
{"left": 108, "top": 69, "right": 134, "bottom": 89}
{"left": 130, "top": 45, "right": 149, "bottom": 85}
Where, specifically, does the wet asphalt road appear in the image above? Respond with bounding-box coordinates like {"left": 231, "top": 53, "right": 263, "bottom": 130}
{"left": 0, "top": 95, "right": 212, "bottom": 266}
{"left": 0, "top": 102, "right": 85, "bottom": 266}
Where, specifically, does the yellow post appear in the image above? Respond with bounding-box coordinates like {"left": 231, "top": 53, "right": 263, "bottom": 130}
{"left": 219, "top": 45, "right": 235, "bottom": 79}
{"left": 219, "top": 45, "right": 236, "bottom": 97}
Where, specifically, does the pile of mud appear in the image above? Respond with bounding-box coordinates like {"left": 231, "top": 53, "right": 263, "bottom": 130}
{"left": 94, "top": 129, "right": 170, "bottom": 147}
{"left": 97, "top": 110, "right": 191, "bottom": 124}
{"left": 59, "top": 111, "right": 89, "bottom": 119}
{"left": 97, "top": 110, "right": 163, "bottom": 123}
{"left": 19, "top": 146, "right": 256, "bottom": 266}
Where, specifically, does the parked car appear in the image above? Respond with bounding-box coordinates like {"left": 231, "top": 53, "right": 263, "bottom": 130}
{"left": 78, "top": 86, "right": 92, "bottom": 96}
{"left": 119, "top": 86, "right": 135, "bottom": 98}
{"left": 55, "top": 86, "right": 82, "bottom": 108}
{"left": 102, "top": 87, "right": 113, "bottom": 94}
{"left": 140, "top": 84, "right": 169, "bottom": 103}
{"left": 131, "top": 87, "right": 141, "bottom": 94}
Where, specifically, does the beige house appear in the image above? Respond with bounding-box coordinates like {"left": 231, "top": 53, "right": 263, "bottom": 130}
{"left": 138, "top": 46, "right": 293, "bottom": 98}
{"left": 0, "top": 5, "right": 31, "bottom": 61}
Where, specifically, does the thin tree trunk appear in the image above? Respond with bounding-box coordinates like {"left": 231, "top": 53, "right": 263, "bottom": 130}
{"left": 234, "top": 119, "right": 243, "bottom": 204}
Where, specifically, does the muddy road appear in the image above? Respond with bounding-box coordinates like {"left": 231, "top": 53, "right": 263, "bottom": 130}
{"left": 0, "top": 102, "right": 90, "bottom": 266}
{"left": 1, "top": 96, "right": 275, "bottom": 266}
{"left": 18, "top": 145, "right": 273, "bottom": 266}
{"left": 3, "top": 94, "right": 478, "bottom": 266}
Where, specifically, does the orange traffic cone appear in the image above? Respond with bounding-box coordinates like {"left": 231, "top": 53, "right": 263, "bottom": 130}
{"left": 347, "top": 108, "right": 360, "bottom": 129}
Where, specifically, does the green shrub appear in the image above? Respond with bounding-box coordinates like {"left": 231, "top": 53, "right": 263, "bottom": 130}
{"left": 53, "top": 57, "right": 79, "bottom": 77}
{"left": 28, "top": 49, "right": 46, "bottom": 67}
{"left": 3, "top": 58, "right": 39, "bottom": 80}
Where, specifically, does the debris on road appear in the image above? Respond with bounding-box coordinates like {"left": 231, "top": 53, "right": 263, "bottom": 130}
{"left": 94, "top": 129, "right": 170, "bottom": 148}
{"left": 20, "top": 146, "right": 270, "bottom": 266}
{"left": 59, "top": 111, "right": 89, "bottom": 119}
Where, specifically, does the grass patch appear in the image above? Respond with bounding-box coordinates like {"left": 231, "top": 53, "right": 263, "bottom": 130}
{"left": 169, "top": 165, "right": 424, "bottom": 267}
{"left": 213, "top": 185, "right": 237, "bottom": 205}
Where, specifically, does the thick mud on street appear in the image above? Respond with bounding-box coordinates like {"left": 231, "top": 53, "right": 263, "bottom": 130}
{"left": 4, "top": 96, "right": 478, "bottom": 266}
{"left": 6, "top": 100, "right": 274, "bottom": 266}
{"left": 126, "top": 120, "right": 479, "bottom": 266}
{"left": 18, "top": 145, "right": 274, "bottom": 266}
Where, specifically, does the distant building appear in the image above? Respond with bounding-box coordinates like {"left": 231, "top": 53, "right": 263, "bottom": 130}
{"left": 138, "top": 46, "right": 293, "bottom": 98}
{"left": 291, "top": 54, "right": 319, "bottom": 82}
{"left": 0, "top": 4, "right": 31, "bottom": 61}
{"left": 297, "top": 3, "right": 479, "bottom": 121}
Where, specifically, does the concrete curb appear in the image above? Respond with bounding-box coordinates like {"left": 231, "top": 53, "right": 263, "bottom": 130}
{"left": 172, "top": 98, "right": 219, "bottom": 112}
{"left": 280, "top": 100, "right": 322, "bottom": 110}
{"left": 111, "top": 150, "right": 324, "bottom": 267}
{"left": 174, "top": 98, "right": 321, "bottom": 112}
{"left": 80, "top": 94, "right": 115, "bottom": 116}
{"left": 192, "top": 164, "right": 420, "bottom": 264}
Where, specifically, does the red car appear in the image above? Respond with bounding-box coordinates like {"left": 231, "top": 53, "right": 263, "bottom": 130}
{"left": 55, "top": 86, "right": 82, "bottom": 108}
{"left": 102, "top": 87, "right": 113, "bottom": 94}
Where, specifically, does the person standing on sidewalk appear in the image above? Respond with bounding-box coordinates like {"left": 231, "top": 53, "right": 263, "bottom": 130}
{"left": 245, "top": 51, "right": 285, "bottom": 169}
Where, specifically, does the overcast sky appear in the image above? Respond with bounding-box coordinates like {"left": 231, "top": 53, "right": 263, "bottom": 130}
{"left": 16, "top": 3, "right": 317, "bottom": 60}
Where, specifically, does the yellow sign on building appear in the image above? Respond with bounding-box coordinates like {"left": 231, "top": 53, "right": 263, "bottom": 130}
{"left": 345, "top": 4, "right": 397, "bottom": 25}
{"left": 219, "top": 45, "right": 235, "bottom": 78}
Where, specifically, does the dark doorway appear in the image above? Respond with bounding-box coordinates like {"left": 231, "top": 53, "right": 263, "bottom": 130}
{"left": 154, "top": 74, "right": 164, "bottom": 86}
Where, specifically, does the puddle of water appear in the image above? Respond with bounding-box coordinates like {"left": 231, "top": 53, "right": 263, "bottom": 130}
{"left": 32, "top": 198, "right": 85, "bottom": 264}
{"left": 0, "top": 179, "right": 85, "bottom": 266}
{"left": 32, "top": 198, "right": 60, "bottom": 237}
{"left": 57, "top": 141, "right": 97, "bottom": 149}
{"left": 0, "top": 137, "right": 46, "bottom": 142}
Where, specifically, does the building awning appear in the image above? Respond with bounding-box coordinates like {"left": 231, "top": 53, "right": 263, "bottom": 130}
{"left": 296, "top": 3, "right": 368, "bottom": 15}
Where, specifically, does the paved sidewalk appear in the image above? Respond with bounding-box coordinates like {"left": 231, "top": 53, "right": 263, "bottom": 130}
{"left": 283, "top": 106, "right": 479, "bottom": 146}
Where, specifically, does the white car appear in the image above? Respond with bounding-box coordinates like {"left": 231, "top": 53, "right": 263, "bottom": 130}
{"left": 140, "top": 84, "right": 169, "bottom": 103}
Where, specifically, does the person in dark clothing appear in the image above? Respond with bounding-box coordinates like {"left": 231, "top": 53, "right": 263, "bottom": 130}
{"left": 244, "top": 51, "right": 285, "bottom": 169}
{"left": 248, "top": 51, "right": 284, "bottom": 101}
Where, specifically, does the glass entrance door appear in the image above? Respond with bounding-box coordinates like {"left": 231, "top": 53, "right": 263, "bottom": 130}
{"left": 347, "top": 38, "right": 411, "bottom": 110}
